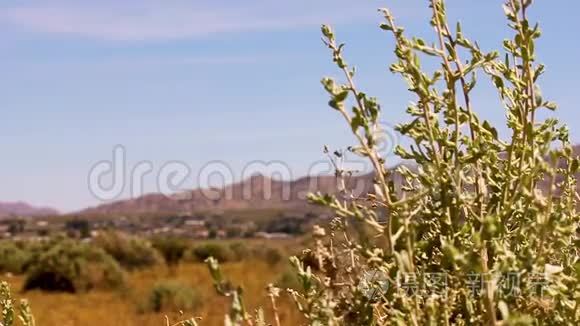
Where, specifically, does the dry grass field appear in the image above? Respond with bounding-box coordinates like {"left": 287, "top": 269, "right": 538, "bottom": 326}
{"left": 2, "top": 250, "right": 305, "bottom": 325}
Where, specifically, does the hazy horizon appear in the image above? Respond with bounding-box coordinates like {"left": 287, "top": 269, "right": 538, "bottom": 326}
{"left": 1, "top": 0, "right": 579, "bottom": 212}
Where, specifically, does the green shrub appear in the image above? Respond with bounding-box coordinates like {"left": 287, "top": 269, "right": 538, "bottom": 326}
{"left": 23, "top": 239, "right": 125, "bottom": 293}
{"left": 189, "top": 242, "right": 283, "bottom": 265}
{"left": 228, "top": 242, "right": 251, "bottom": 261}
{"left": 191, "top": 243, "right": 233, "bottom": 263}
{"left": 205, "top": 1, "right": 580, "bottom": 324}
{"left": 304, "top": 0, "right": 580, "bottom": 323}
{"left": 151, "top": 237, "right": 188, "bottom": 267}
{"left": 142, "top": 280, "right": 202, "bottom": 313}
{"left": 94, "top": 231, "right": 164, "bottom": 270}
{"left": 253, "top": 247, "right": 283, "bottom": 267}
{"left": 0, "top": 241, "right": 32, "bottom": 275}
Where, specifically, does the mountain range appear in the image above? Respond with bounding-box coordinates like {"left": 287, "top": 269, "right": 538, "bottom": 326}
{"left": 79, "top": 173, "right": 377, "bottom": 216}
{"left": 0, "top": 201, "right": 59, "bottom": 219}
{"left": 5, "top": 144, "right": 580, "bottom": 218}
{"left": 81, "top": 144, "right": 580, "bottom": 217}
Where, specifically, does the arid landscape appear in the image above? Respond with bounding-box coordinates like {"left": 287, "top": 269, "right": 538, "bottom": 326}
{"left": 2, "top": 0, "right": 580, "bottom": 325}
{"left": 4, "top": 240, "right": 305, "bottom": 326}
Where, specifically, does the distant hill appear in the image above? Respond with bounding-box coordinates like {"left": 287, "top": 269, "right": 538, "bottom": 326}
{"left": 23, "top": 145, "right": 580, "bottom": 218}
{"left": 78, "top": 143, "right": 580, "bottom": 217}
{"left": 0, "top": 201, "right": 59, "bottom": 218}
{"left": 79, "top": 173, "right": 380, "bottom": 216}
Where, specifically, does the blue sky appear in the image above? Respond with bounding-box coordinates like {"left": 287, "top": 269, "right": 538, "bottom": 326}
{"left": 0, "top": 1, "right": 578, "bottom": 212}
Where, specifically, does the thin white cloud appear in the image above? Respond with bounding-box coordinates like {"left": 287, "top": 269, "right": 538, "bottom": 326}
{"left": 46, "top": 53, "right": 295, "bottom": 70}
{"left": 0, "top": 0, "right": 379, "bottom": 41}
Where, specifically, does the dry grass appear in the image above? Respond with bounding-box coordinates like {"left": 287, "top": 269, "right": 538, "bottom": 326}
{"left": 2, "top": 260, "right": 303, "bottom": 326}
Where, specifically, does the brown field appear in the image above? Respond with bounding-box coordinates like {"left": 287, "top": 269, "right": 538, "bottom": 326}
{"left": 2, "top": 240, "right": 306, "bottom": 326}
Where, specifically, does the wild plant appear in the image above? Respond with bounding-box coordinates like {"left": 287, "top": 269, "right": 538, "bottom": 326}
{"left": 0, "top": 282, "right": 35, "bottom": 326}
{"left": 2, "top": 1, "right": 578, "bottom": 325}
{"left": 207, "top": 0, "right": 580, "bottom": 324}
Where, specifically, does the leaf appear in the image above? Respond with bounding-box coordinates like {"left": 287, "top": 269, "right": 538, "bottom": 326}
{"left": 534, "top": 85, "right": 543, "bottom": 105}
{"left": 379, "top": 23, "right": 393, "bottom": 31}
{"left": 456, "top": 21, "right": 463, "bottom": 39}
{"left": 334, "top": 90, "right": 349, "bottom": 103}
{"left": 328, "top": 99, "right": 341, "bottom": 110}
{"left": 543, "top": 101, "right": 557, "bottom": 111}
{"left": 482, "top": 120, "right": 499, "bottom": 139}
{"left": 492, "top": 76, "right": 504, "bottom": 90}
{"left": 321, "top": 25, "right": 333, "bottom": 39}
{"left": 350, "top": 115, "right": 364, "bottom": 132}
{"left": 321, "top": 77, "right": 336, "bottom": 94}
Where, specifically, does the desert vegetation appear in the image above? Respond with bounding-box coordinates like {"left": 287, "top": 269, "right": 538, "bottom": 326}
{"left": 1, "top": 0, "right": 579, "bottom": 325}
{"left": 141, "top": 280, "right": 203, "bottom": 314}
{"left": 94, "top": 231, "right": 165, "bottom": 270}
{"left": 201, "top": 0, "right": 580, "bottom": 324}
{"left": 0, "top": 241, "right": 31, "bottom": 275}
{"left": 23, "top": 240, "right": 126, "bottom": 293}
{"left": 0, "top": 236, "right": 298, "bottom": 325}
